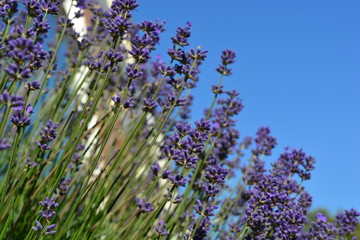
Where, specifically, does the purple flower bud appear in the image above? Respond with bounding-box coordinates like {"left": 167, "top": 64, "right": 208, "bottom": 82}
{"left": 316, "top": 213, "right": 327, "bottom": 222}
{"left": 171, "top": 22, "right": 192, "bottom": 47}
{"left": 31, "top": 221, "right": 42, "bottom": 231}
{"left": 173, "top": 194, "right": 183, "bottom": 204}
{"left": 44, "top": 224, "right": 56, "bottom": 235}
{"left": 39, "top": 197, "right": 59, "bottom": 209}
{"left": 41, "top": 1, "right": 60, "bottom": 15}
{"left": 168, "top": 174, "right": 187, "bottom": 187}
{"left": 123, "top": 97, "right": 134, "bottom": 109}
{"left": 161, "top": 169, "right": 172, "bottom": 179}
{"left": 136, "top": 197, "right": 154, "bottom": 213}
{"left": 143, "top": 98, "right": 157, "bottom": 112}
{"left": 211, "top": 85, "right": 224, "bottom": 95}
{"left": 252, "top": 126, "right": 277, "bottom": 156}
{"left": 188, "top": 48, "right": 208, "bottom": 63}
{"left": 25, "top": 81, "right": 41, "bottom": 91}
{"left": 36, "top": 119, "right": 59, "bottom": 151}
{"left": 150, "top": 162, "right": 161, "bottom": 176}
{"left": 0, "top": 139, "right": 10, "bottom": 151}
{"left": 195, "top": 118, "right": 211, "bottom": 132}
{"left": 105, "top": 49, "right": 124, "bottom": 63}
{"left": 194, "top": 199, "right": 218, "bottom": 217}
{"left": 202, "top": 183, "right": 220, "bottom": 197}
{"left": 26, "top": 157, "right": 40, "bottom": 168}
{"left": 103, "top": 16, "right": 131, "bottom": 38}
{"left": 155, "top": 220, "right": 169, "bottom": 237}
{"left": 111, "top": 92, "right": 122, "bottom": 107}
{"left": 126, "top": 67, "right": 143, "bottom": 80}
{"left": 129, "top": 46, "right": 151, "bottom": 63}
{"left": 10, "top": 105, "right": 33, "bottom": 128}
{"left": 0, "top": 90, "right": 10, "bottom": 104}
{"left": 23, "top": 0, "right": 41, "bottom": 17}
{"left": 335, "top": 208, "right": 360, "bottom": 237}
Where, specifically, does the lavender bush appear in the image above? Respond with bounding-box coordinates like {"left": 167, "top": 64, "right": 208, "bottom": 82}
{"left": 0, "top": 0, "right": 358, "bottom": 239}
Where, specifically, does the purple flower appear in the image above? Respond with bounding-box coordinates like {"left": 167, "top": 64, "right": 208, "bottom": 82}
{"left": 188, "top": 48, "right": 208, "bottom": 64}
{"left": 10, "top": 105, "right": 33, "bottom": 128}
{"left": 128, "top": 46, "right": 151, "bottom": 63}
{"left": 316, "top": 213, "right": 328, "bottom": 223}
{"left": 125, "top": 66, "right": 143, "bottom": 80}
{"left": 23, "top": 0, "right": 41, "bottom": 17}
{"left": 216, "top": 49, "right": 236, "bottom": 76}
{"left": 36, "top": 120, "right": 59, "bottom": 151}
{"left": 212, "top": 85, "right": 224, "bottom": 95}
{"left": 150, "top": 162, "right": 161, "bottom": 176}
{"left": 26, "top": 157, "right": 40, "bottom": 168}
{"left": 31, "top": 221, "right": 43, "bottom": 231}
{"left": 39, "top": 197, "right": 59, "bottom": 209}
{"left": 111, "top": 0, "right": 139, "bottom": 12}
{"left": 7, "top": 37, "right": 34, "bottom": 63}
{"left": 306, "top": 213, "right": 336, "bottom": 239}
{"left": 38, "top": 197, "right": 58, "bottom": 221}
{"left": 202, "top": 183, "right": 220, "bottom": 197}
{"left": 44, "top": 224, "right": 56, "bottom": 235}
{"left": 335, "top": 208, "right": 360, "bottom": 237}
{"left": 75, "top": 0, "right": 90, "bottom": 9}
{"left": 103, "top": 16, "right": 131, "bottom": 38}
{"left": 143, "top": 98, "right": 157, "bottom": 112}
{"left": 136, "top": 197, "right": 154, "bottom": 213}
{"left": 33, "top": 17, "right": 51, "bottom": 35}
{"left": 195, "top": 118, "right": 211, "bottom": 133}
{"left": 41, "top": 1, "right": 60, "bottom": 15}
{"left": 4, "top": 63, "right": 31, "bottom": 80}
{"left": 25, "top": 81, "right": 41, "bottom": 91}
{"left": 0, "top": 139, "right": 10, "bottom": 151}
{"left": 57, "top": 177, "right": 72, "bottom": 196}
{"left": 176, "top": 122, "right": 191, "bottom": 137}
{"left": 105, "top": 49, "right": 124, "bottom": 63}
{"left": 0, "top": 90, "right": 10, "bottom": 103}
{"left": 123, "top": 97, "right": 134, "bottom": 109}
{"left": 155, "top": 220, "right": 169, "bottom": 237}
{"left": 173, "top": 194, "right": 183, "bottom": 204}
{"left": 84, "top": 55, "right": 102, "bottom": 71}
{"left": 32, "top": 221, "right": 56, "bottom": 235}
{"left": 252, "top": 126, "right": 277, "bottom": 156}
{"left": 272, "top": 148, "right": 315, "bottom": 180}
{"left": 171, "top": 22, "right": 192, "bottom": 47}
{"left": 194, "top": 199, "right": 218, "bottom": 217}
{"left": 161, "top": 169, "right": 172, "bottom": 179}
{"left": 111, "top": 92, "right": 122, "bottom": 107}
{"left": 220, "top": 49, "right": 236, "bottom": 65}
{"left": 204, "top": 162, "right": 228, "bottom": 184}
{"left": 168, "top": 174, "right": 187, "bottom": 187}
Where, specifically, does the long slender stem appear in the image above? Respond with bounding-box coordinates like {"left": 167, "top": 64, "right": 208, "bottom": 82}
{"left": 0, "top": 128, "right": 22, "bottom": 206}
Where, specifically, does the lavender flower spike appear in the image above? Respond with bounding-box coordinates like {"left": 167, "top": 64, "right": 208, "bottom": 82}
{"left": 136, "top": 197, "right": 154, "bottom": 213}
{"left": 38, "top": 197, "right": 59, "bottom": 221}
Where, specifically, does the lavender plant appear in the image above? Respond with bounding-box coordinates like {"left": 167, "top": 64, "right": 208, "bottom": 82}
{"left": 0, "top": 0, "right": 358, "bottom": 239}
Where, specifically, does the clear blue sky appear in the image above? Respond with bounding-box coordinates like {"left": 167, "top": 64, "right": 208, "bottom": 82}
{"left": 133, "top": 0, "right": 360, "bottom": 213}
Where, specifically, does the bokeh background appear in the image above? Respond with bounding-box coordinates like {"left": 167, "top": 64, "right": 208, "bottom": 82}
{"left": 133, "top": 0, "right": 360, "bottom": 213}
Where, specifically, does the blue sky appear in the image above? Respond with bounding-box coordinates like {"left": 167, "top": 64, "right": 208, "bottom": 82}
{"left": 133, "top": 0, "right": 360, "bottom": 213}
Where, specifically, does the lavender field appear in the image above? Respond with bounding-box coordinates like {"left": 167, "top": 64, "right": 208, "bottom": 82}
{"left": 0, "top": 0, "right": 358, "bottom": 239}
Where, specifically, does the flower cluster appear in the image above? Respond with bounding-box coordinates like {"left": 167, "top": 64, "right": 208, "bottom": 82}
{"left": 36, "top": 119, "right": 59, "bottom": 151}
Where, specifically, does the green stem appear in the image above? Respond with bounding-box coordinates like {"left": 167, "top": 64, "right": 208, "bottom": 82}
{"left": 1, "top": 19, "right": 10, "bottom": 43}
{"left": 206, "top": 73, "right": 225, "bottom": 120}
{"left": 0, "top": 128, "right": 22, "bottom": 206}
{"left": 120, "top": 212, "right": 141, "bottom": 240}
{"left": 0, "top": 105, "right": 11, "bottom": 139}
{"left": 33, "top": 5, "right": 73, "bottom": 107}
